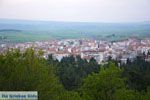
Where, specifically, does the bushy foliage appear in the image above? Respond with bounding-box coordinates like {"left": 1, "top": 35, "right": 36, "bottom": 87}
{"left": 0, "top": 49, "right": 63, "bottom": 100}
{"left": 0, "top": 49, "right": 150, "bottom": 100}
{"left": 80, "top": 62, "right": 125, "bottom": 100}
{"left": 47, "top": 55, "right": 99, "bottom": 90}
{"left": 123, "top": 56, "right": 150, "bottom": 91}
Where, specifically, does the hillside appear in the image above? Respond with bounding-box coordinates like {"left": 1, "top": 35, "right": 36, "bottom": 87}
{"left": 0, "top": 19, "right": 150, "bottom": 43}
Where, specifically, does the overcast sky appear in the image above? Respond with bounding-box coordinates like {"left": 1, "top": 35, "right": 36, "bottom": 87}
{"left": 0, "top": 0, "right": 150, "bottom": 22}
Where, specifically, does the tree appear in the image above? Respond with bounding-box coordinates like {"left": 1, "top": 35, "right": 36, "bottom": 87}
{"left": 142, "top": 87, "right": 150, "bottom": 100}
{"left": 80, "top": 62, "right": 126, "bottom": 100}
{"left": 56, "top": 55, "right": 100, "bottom": 90}
{"left": 1, "top": 49, "right": 150, "bottom": 100}
{"left": 47, "top": 54, "right": 59, "bottom": 67}
{"left": 123, "top": 56, "right": 150, "bottom": 91}
{"left": 87, "top": 57, "right": 99, "bottom": 74}
{"left": 0, "top": 48, "right": 64, "bottom": 100}
{"left": 115, "top": 88, "right": 141, "bottom": 100}
{"left": 56, "top": 91, "right": 83, "bottom": 100}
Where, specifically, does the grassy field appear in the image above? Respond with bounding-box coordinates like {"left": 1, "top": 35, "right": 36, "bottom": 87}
{"left": 0, "top": 19, "right": 150, "bottom": 43}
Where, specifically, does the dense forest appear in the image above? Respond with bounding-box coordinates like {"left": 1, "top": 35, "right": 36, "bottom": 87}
{"left": 0, "top": 48, "right": 150, "bottom": 100}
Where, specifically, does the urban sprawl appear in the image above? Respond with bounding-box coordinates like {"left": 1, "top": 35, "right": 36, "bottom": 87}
{"left": 1, "top": 38, "right": 150, "bottom": 64}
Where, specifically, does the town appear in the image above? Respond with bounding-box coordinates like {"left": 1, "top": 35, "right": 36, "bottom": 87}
{"left": 1, "top": 38, "right": 150, "bottom": 64}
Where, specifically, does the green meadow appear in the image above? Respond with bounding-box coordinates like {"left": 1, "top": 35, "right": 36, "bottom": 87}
{"left": 0, "top": 19, "right": 150, "bottom": 43}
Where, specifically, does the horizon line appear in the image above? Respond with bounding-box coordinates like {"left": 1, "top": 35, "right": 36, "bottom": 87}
{"left": 0, "top": 18, "right": 150, "bottom": 24}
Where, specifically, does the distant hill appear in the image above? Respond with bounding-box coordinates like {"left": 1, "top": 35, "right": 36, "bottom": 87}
{"left": 0, "top": 19, "right": 150, "bottom": 43}
{"left": 0, "top": 29, "right": 22, "bottom": 32}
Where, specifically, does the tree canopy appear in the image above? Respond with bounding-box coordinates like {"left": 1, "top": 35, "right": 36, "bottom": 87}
{"left": 0, "top": 49, "right": 63, "bottom": 100}
{"left": 0, "top": 48, "right": 150, "bottom": 100}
